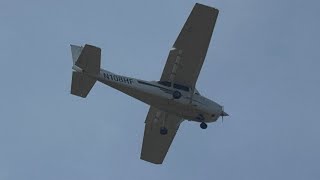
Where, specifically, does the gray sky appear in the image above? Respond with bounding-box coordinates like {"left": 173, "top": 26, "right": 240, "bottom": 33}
{"left": 1, "top": 0, "right": 320, "bottom": 179}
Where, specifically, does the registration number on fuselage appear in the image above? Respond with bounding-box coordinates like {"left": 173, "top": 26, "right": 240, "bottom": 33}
{"left": 103, "top": 73, "right": 133, "bottom": 84}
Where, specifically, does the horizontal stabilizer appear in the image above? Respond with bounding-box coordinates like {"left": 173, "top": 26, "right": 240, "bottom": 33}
{"left": 71, "top": 71, "right": 96, "bottom": 98}
{"left": 75, "top": 44, "right": 101, "bottom": 74}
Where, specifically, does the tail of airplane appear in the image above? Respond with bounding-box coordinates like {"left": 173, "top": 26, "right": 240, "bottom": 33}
{"left": 70, "top": 44, "right": 101, "bottom": 98}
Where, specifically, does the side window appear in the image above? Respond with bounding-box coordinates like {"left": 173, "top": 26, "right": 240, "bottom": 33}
{"left": 157, "top": 81, "right": 171, "bottom": 87}
{"left": 173, "top": 84, "right": 190, "bottom": 92}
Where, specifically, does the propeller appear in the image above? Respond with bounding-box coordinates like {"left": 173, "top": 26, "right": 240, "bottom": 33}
{"left": 220, "top": 106, "right": 229, "bottom": 123}
{"left": 222, "top": 106, "right": 224, "bottom": 123}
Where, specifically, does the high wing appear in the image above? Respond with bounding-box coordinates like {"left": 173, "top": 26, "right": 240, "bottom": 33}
{"left": 140, "top": 106, "right": 183, "bottom": 164}
{"left": 160, "top": 3, "right": 219, "bottom": 88}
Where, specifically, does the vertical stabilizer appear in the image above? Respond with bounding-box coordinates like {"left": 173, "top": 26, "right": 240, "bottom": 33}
{"left": 70, "top": 45, "right": 83, "bottom": 64}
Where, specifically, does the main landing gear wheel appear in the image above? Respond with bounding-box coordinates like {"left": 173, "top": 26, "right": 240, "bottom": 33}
{"left": 200, "top": 122, "right": 207, "bottom": 129}
{"left": 160, "top": 127, "right": 168, "bottom": 135}
{"left": 172, "top": 91, "right": 182, "bottom": 99}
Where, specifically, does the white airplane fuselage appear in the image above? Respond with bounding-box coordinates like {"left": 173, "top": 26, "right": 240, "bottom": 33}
{"left": 76, "top": 66, "right": 223, "bottom": 123}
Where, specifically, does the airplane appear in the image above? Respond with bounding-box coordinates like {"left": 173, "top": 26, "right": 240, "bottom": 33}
{"left": 69, "top": 3, "right": 228, "bottom": 164}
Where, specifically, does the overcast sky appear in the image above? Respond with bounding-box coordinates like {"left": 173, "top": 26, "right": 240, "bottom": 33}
{"left": 1, "top": 0, "right": 320, "bottom": 179}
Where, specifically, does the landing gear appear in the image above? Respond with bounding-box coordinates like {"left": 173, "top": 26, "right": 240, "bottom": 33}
{"left": 160, "top": 127, "right": 168, "bottom": 135}
{"left": 200, "top": 122, "right": 207, "bottom": 129}
{"left": 172, "top": 91, "right": 182, "bottom": 99}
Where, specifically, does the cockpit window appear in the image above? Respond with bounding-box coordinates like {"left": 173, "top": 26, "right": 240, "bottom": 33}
{"left": 173, "top": 83, "right": 190, "bottom": 92}
{"left": 157, "top": 81, "right": 190, "bottom": 92}
{"left": 157, "top": 81, "right": 171, "bottom": 87}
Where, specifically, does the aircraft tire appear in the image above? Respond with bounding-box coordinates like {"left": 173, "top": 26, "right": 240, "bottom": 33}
{"left": 173, "top": 91, "right": 182, "bottom": 99}
{"left": 160, "top": 127, "right": 168, "bottom": 135}
{"left": 200, "top": 122, "right": 207, "bottom": 129}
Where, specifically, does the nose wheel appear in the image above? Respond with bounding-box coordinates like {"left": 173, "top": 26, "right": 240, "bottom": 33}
{"left": 200, "top": 122, "right": 207, "bottom": 129}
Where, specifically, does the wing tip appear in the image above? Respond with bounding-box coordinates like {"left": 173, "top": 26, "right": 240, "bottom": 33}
{"left": 194, "top": 3, "right": 219, "bottom": 13}
{"left": 140, "top": 156, "right": 163, "bottom": 165}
